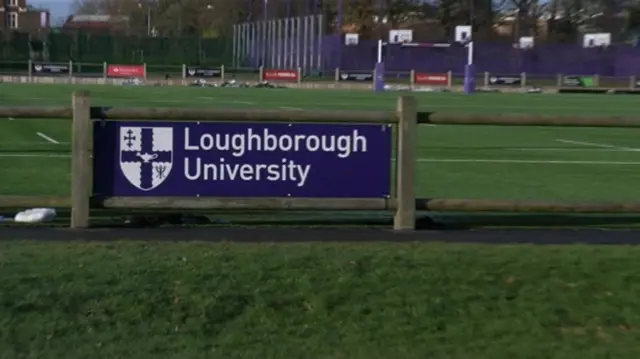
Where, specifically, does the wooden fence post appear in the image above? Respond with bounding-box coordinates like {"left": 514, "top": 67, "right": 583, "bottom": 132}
{"left": 71, "top": 91, "right": 92, "bottom": 229}
{"left": 394, "top": 95, "right": 417, "bottom": 230}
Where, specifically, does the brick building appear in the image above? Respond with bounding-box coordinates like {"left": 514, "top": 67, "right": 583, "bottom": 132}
{"left": 0, "top": 0, "right": 50, "bottom": 33}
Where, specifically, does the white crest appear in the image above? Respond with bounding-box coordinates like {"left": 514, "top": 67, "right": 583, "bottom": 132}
{"left": 119, "top": 126, "right": 173, "bottom": 191}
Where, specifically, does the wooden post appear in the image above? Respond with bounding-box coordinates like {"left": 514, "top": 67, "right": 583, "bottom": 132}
{"left": 409, "top": 69, "right": 415, "bottom": 89}
{"left": 394, "top": 95, "right": 417, "bottom": 230}
{"left": 71, "top": 91, "right": 92, "bottom": 229}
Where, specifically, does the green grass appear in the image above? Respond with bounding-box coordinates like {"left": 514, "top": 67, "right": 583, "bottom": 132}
{"left": 4, "top": 84, "right": 640, "bottom": 226}
{"left": 2, "top": 84, "right": 640, "bottom": 202}
{"left": 3, "top": 83, "right": 640, "bottom": 115}
{"left": 2, "top": 241, "right": 640, "bottom": 359}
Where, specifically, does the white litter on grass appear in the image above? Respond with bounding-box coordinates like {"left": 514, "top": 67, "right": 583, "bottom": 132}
{"left": 10, "top": 208, "right": 57, "bottom": 223}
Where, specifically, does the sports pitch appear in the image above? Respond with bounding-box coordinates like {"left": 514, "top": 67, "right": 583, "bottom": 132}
{"left": 2, "top": 84, "right": 640, "bottom": 204}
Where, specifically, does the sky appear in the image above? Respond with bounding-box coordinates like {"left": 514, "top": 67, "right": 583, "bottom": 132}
{"left": 31, "top": 0, "right": 73, "bottom": 24}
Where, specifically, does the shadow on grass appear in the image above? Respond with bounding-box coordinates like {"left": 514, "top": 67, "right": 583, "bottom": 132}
{"left": 3, "top": 208, "right": 640, "bottom": 229}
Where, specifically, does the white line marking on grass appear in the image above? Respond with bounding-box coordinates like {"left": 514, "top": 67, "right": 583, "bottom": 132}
{"left": 0, "top": 153, "right": 69, "bottom": 158}
{"left": 233, "top": 100, "right": 254, "bottom": 105}
{"left": 412, "top": 158, "right": 640, "bottom": 165}
{"left": 556, "top": 139, "right": 640, "bottom": 152}
{"left": 36, "top": 132, "right": 59, "bottom": 144}
{"left": 509, "top": 147, "right": 626, "bottom": 152}
{"left": 0, "top": 141, "right": 70, "bottom": 145}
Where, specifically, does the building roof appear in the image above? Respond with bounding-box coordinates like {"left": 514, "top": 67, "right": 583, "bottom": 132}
{"left": 62, "top": 14, "right": 129, "bottom": 30}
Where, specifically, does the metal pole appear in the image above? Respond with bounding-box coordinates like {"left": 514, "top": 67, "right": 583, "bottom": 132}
{"left": 317, "top": 14, "right": 323, "bottom": 71}
{"left": 337, "top": 0, "right": 343, "bottom": 69}
{"left": 244, "top": 23, "right": 250, "bottom": 67}
{"left": 265, "top": 20, "right": 270, "bottom": 68}
{"left": 302, "top": 16, "right": 309, "bottom": 73}
{"left": 289, "top": 17, "right": 295, "bottom": 68}
{"left": 147, "top": 7, "right": 151, "bottom": 36}
{"left": 284, "top": 17, "right": 290, "bottom": 68}
{"left": 232, "top": 24, "right": 238, "bottom": 68}
{"left": 256, "top": 21, "right": 261, "bottom": 68}
{"left": 277, "top": 19, "right": 283, "bottom": 68}
{"left": 295, "top": 17, "right": 301, "bottom": 68}
{"left": 251, "top": 21, "right": 262, "bottom": 67}
{"left": 270, "top": 20, "right": 276, "bottom": 68}
{"left": 263, "top": 0, "right": 268, "bottom": 21}
{"left": 469, "top": 0, "right": 474, "bottom": 31}
{"left": 262, "top": 20, "right": 267, "bottom": 67}
{"left": 241, "top": 23, "right": 247, "bottom": 68}
{"left": 309, "top": 15, "right": 315, "bottom": 70}
{"left": 251, "top": 22, "right": 256, "bottom": 68}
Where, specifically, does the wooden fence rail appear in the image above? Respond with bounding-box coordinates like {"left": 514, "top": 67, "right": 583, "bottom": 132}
{"left": 7, "top": 196, "right": 640, "bottom": 214}
{"left": 6, "top": 106, "right": 640, "bottom": 127}
{"left": 79, "top": 91, "right": 414, "bottom": 229}
{"left": 3, "top": 92, "right": 640, "bottom": 229}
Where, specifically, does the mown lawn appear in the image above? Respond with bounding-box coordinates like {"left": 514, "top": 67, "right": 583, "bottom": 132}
{"left": 1, "top": 241, "right": 640, "bottom": 358}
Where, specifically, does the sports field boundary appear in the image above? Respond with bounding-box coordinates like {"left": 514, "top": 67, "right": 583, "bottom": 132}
{"left": 6, "top": 92, "right": 640, "bottom": 229}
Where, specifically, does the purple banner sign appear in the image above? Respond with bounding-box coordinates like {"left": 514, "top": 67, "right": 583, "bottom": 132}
{"left": 93, "top": 122, "right": 392, "bottom": 198}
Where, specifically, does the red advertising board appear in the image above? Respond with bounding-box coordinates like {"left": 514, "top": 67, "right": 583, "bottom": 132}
{"left": 107, "top": 64, "right": 145, "bottom": 77}
{"left": 414, "top": 73, "right": 448, "bottom": 85}
{"left": 263, "top": 69, "right": 299, "bottom": 82}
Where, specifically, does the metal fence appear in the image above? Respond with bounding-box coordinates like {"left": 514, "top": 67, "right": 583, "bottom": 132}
{"left": 232, "top": 14, "right": 324, "bottom": 73}
{"left": 7, "top": 29, "right": 640, "bottom": 75}
{"left": 0, "top": 31, "right": 234, "bottom": 66}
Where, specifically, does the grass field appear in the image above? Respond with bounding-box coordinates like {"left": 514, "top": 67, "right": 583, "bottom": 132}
{"left": 2, "top": 241, "right": 640, "bottom": 359}
{"left": 4, "top": 84, "right": 640, "bottom": 226}
{"left": 3, "top": 83, "right": 640, "bottom": 203}
{"left": 4, "top": 84, "right": 640, "bottom": 358}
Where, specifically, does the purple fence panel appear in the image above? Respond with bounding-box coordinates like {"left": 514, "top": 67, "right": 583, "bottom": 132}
{"left": 238, "top": 29, "right": 640, "bottom": 76}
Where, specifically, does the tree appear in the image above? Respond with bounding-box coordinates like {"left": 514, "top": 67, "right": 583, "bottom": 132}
{"left": 70, "top": 0, "right": 248, "bottom": 36}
